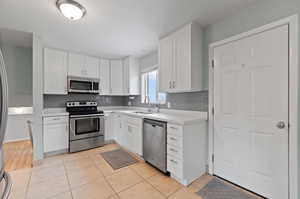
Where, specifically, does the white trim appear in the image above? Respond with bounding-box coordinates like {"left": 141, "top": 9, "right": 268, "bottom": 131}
{"left": 4, "top": 138, "right": 30, "bottom": 144}
{"left": 208, "top": 14, "right": 298, "bottom": 199}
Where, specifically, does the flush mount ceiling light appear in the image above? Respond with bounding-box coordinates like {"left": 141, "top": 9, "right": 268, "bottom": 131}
{"left": 56, "top": 0, "right": 86, "bottom": 20}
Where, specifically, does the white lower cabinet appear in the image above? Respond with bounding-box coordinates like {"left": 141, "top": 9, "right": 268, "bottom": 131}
{"left": 43, "top": 116, "right": 69, "bottom": 154}
{"left": 104, "top": 114, "right": 114, "bottom": 142}
{"left": 125, "top": 116, "right": 143, "bottom": 156}
{"left": 111, "top": 113, "right": 143, "bottom": 156}
{"left": 167, "top": 122, "right": 207, "bottom": 186}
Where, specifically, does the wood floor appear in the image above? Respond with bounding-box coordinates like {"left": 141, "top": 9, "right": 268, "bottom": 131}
{"left": 3, "top": 140, "right": 32, "bottom": 172}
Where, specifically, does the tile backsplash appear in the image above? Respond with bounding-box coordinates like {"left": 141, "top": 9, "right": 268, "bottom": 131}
{"left": 126, "top": 90, "right": 208, "bottom": 112}
{"left": 43, "top": 94, "right": 126, "bottom": 108}
{"left": 44, "top": 91, "right": 208, "bottom": 112}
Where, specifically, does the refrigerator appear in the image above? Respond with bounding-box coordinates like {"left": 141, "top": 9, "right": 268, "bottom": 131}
{"left": 0, "top": 48, "right": 12, "bottom": 199}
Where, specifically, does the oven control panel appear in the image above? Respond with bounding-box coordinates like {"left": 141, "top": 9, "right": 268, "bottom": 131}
{"left": 66, "top": 101, "right": 98, "bottom": 107}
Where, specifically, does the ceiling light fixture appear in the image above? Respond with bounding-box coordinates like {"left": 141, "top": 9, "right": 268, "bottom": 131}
{"left": 56, "top": 0, "right": 86, "bottom": 20}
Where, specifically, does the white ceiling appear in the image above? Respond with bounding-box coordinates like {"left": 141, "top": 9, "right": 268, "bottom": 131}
{"left": 0, "top": 0, "right": 257, "bottom": 58}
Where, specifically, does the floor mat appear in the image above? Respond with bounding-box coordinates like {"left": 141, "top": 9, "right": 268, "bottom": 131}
{"left": 196, "top": 178, "right": 258, "bottom": 199}
{"left": 101, "top": 149, "right": 138, "bottom": 170}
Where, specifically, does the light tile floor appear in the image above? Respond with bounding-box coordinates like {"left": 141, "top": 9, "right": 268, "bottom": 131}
{"left": 8, "top": 144, "right": 262, "bottom": 199}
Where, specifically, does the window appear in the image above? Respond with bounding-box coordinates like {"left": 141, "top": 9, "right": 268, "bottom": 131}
{"left": 141, "top": 68, "right": 166, "bottom": 104}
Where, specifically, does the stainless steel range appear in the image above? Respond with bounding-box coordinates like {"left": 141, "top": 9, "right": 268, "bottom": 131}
{"left": 66, "top": 101, "right": 104, "bottom": 153}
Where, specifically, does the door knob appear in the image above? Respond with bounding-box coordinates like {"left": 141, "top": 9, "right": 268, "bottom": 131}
{"left": 276, "top": 121, "right": 286, "bottom": 129}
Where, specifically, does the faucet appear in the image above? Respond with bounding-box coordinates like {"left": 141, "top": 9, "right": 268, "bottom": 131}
{"left": 154, "top": 104, "right": 160, "bottom": 113}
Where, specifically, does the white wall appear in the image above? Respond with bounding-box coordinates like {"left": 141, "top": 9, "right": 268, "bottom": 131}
{"left": 0, "top": 43, "right": 32, "bottom": 107}
{"left": 139, "top": 51, "right": 158, "bottom": 71}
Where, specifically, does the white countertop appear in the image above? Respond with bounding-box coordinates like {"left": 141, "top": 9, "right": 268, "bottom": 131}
{"left": 102, "top": 106, "right": 207, "bottom": 125}
{"left": 8, "top": 107, "right": 33, "bottom": 116}
{"left": 42, "top": 106, "right": 207, "bottom": 125}
{"left": 43, "top": 108, "right": 69, "bottom": 117}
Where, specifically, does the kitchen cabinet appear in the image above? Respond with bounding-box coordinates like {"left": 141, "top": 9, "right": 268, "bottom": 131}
{"left": 159, "top": 23, "right": 203, "bottom": 92}
{"left": 43, "top": 115, "right": 69, "bottom": 154}
{"left": 112, "top": 113, "right": 124, "bottom": 145}
{"left": 166, "top": 122, "right": 207, "bottom": 186}
{"left": 111, "top": 113, "right": 143, "bottom": 156}
{"left": 104, "top": 113, "right": 114, "bottom": 143}
{"left": 110, "top": 60, "right": 124, "bottom": 95}
{"left": 123, "top": 57, "right": 140, "bottom": 95}
{"left": 99, "top": 59, "right": 111, "bottom": 95}
{"left": 124, "top": 116, "right": 143, "bottom": 156}
{"left": 68, "top": 52, "right": 99, "bottom": 79}
{"left": 44, "top": 48, "right": 68, "bottom": 95}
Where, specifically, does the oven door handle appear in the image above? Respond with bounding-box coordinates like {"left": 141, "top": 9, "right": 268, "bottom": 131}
{"left": 70, "top": 114, "right": 104, "bottom": 118}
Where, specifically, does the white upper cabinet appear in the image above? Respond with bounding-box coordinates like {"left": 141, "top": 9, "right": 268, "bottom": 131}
{"left": 44, "top": 48, "right": 68, "bottom": 95}
{"left": 110, "top": 60, "right": 124, "bottom": 95}
{"left": 85, "top": 56, "right": 100, "bottom": 79}
{"left": 123, "top": 56, "right": 140, "bottom": 95}
{"left": 159, "top": 36, "right": 174, "bottom": 92}
{"left": 159, "top": 23, "right": 203, "bottom": 93}
{"left": 68, "top": 52, "right": 99, "bottom": 79}
{"left": 99, "top": 59, "right": 111, "bottom": 95}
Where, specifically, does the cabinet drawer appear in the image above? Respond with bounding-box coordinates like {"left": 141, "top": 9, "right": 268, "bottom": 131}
{"left": 167, "top": 155, "right": 183, "bottom": 178}
{"left": 167, "top": 134, "right": 183, "bottom": 148}
{"left": 44, "top": 116, "right": 68, "bottom": 125}
{"left": 167, "top": 124, "right": 183, "bottom": 137}
{"left": 167, "top": 144, "right": 183, "bottom": 159}
{"left": 127, "top": 116, "right": 142, "bottom": 127}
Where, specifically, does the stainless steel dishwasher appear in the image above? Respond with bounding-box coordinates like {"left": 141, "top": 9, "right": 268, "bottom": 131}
{"left": 143, "top": 119, "right": 167, "bottom": 173}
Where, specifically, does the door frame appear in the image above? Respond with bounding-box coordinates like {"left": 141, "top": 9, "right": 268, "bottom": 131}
{"left": 208, "top": 15, "right": 299, "bottom": 199}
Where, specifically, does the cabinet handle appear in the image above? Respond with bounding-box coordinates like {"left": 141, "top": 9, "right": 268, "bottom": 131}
{"left": 170, "top": 148, "right": 178, "bottom": 153}
{"left": 170, "top": 126, "right": 178, "bottom": 130}
{"left": 170, "top": 159, "right": 178, "bottom": 164}
{"left": 169, "top": 81, "right": 172, "bottom": 89}
{"left": 173, "top": 81, "right": 176, "bottom": 88}
{"left": 65, "top": 125, "right": 68, "bottom": 132}
{"left": 170, "top": 137, "right": 177, "bottom": 141}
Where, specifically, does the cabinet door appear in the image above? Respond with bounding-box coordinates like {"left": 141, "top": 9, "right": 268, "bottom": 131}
{"left": 99, "top": 59, "right": 111, "bottom": 95}
{"left": 110, "top": 60, "right": 124, "bottom": 95}
{"left": 159, "top": 36, "right": 174, "bottom": 92}
{"left": 44, "top": 48, "right": 68, "bottom": 94}
{"left": 68, "top": 52, "right": 86, "bottom": 77}
{"left": 173, "top": 26, "right": 191, "bottom": 91}
{"left": 113, "top": 114, "right": 123, "bottom": 144}
{"left": 104, "top": 114, "right": 113, "bottom": 141}
{"left": 123, "top": 58, "right": 130, "bottom": 95}
{"left": 85, "top": 56, "right": 99, "bottom": 79}
{"left": 43, "top": 123, "right": 69, "bottom": 153}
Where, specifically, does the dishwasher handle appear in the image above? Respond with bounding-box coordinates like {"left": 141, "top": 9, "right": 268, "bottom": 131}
{"left": 144, "top": 119, "right": 167, "bottom": 128}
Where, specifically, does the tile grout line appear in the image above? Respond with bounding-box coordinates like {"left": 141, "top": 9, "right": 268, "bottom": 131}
{"left": 24, "top": 169, "right": 33, "bottom": 199}
{"left": 62, "top": 159, "right": 75, "bottom": 199}
{"left": 129, "top": 166, "right": 168, "bottom": 198}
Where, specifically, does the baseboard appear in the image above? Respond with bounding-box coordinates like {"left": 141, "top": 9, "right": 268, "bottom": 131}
{"left": 44, "top": 149, "right": 68, "bottom": 157}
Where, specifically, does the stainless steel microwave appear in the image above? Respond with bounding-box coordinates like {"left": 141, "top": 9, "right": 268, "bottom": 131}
{"left": 68, "top": 76, "right": 100, "bottom": 94}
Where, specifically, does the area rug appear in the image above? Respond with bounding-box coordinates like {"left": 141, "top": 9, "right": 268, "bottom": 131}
{"left": 101, "top": 149, "right": 138, "bottom": 170}
{"left": 196, "top": 178, "right": 258, "bottom": 199}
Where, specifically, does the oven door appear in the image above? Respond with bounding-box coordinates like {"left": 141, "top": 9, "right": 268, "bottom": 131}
{"left": 69, "top": 115, "right": 104, "bottom": 141}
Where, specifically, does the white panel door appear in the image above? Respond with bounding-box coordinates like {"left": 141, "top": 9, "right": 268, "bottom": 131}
{"left": 110, "top": 60, "right": 124, "bottom": 95}
{"left": 214, "top": 25, "right": 289, "bottom": 199}
{"left": 85, "top": 56, "right": 99, "bottom": 79}
{"left": 44, "top": 48, "right": 68, "bottom": 94}
{"left": 99, "top": 59, "right": 111, "bottom": 95}
{"left": 159, "top": 36, "right": 173, "bottom": 92}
